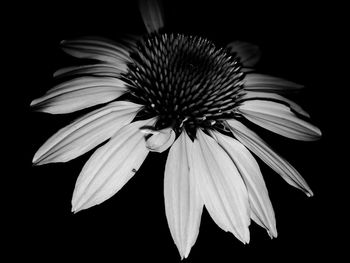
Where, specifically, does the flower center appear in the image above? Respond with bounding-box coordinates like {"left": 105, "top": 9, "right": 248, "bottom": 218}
{"left": 123, "top": 33, "right": 245, "bottom": 137}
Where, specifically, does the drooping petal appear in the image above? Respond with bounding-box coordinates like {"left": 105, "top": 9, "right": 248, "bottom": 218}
{"left": 238, "top": 100, "right": 321, "bottom": 141}
{"left": 212, "top": 131, "right": 277, "bottom": 238}
{"left": 239, "top": 91, "right": 310, "bottom": 118}
{"left": 139, "top": 0, "right": 164, "bottom": 33}
{"left": 30, "top": 77, "right": 127, "bottom": 114}
{"left": 33, "top": 101, "right": 142, "bottom": 165}
{"left": 244, "top": 73, "right": 304, "bottom": 93}
{"left": 54, "top": 63, "right": 126, "bottom": 78}
{"left": 61, "top": 37, "right": 131, "bottom": 65}
{"left": 71, "top": 118, "right": 155, "bottom": 212}
{"left": 227, "top": 119, "right": 313, "bottom": 196}
{"left": 164, "top": 131, "right": 203, "bottom": 259}
{"left": 145, "top": 128, "right": 176, "bottom": 153}
{"left": 191, "top": 129, "right": 250, "bottom": 243}
{"left": 226, "top": 41, "right": 261, "bottom": 67}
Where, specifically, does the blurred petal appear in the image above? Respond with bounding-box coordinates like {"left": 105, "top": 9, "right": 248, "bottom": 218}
{"left": 71, "top": 118, "right": 154, "bottom": 212}
{"left": 31, "top": 77, "right": 126, "bottom": 114}
{"left": 164, "top": 131, "right": 203, "bottom": 259}
{"left": 33, "top": 101, "right": 141, "bottom": 165}
{"left": 212, "top": 131, "right": 277, "bottom": 238}
{"left": 61, "top": 36, "right": 130, "bottom": 64}
{"left": 54, "top": 63, "right": 126, "bottom": 78}
{"left": 145, "top": 128, "right": 176, "bottom": 153}
{"left": 191, "top": 129, "right": 250, "bottom": 243}
{"left": 139, "top": 0, "right": 164, "bottom": 33}
{"left": 227, "top": 41, "right": 261, "bottom": 67}
{"left": 238, "top": 100, "right": 321, "bottom": 141}
{"left": 244, "top": 73, "right": 304, "bottom": 93}
{"left": 227, "top": 119, "right": 313, "bottom": 196}
{"left": 239, "top": 91, "right": 310, "bottom": 118}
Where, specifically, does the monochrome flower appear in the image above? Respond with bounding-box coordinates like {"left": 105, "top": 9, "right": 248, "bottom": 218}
{"left": 31, "top": 0, "right": 321, "bottom": 259}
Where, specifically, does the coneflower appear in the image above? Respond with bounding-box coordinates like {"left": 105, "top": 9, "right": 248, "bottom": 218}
{"left": 31, "top": 0, "right": 321, "bottom": 259}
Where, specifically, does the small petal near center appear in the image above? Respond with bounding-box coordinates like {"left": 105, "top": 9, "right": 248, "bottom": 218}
{"left": 144, "top": 128, "right": 176, "bottom": 153}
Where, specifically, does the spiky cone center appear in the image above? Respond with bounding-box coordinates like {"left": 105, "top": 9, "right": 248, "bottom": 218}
{"left": 123, "top": 33, "right": 245, "bottom": 138}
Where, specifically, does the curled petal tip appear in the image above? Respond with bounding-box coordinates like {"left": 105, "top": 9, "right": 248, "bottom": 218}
{"left": 315, "top": 128, "right": 322, "bottom": 138}
{"left": 32, "top": 154, "right": 44, "bottom": 166}
{"left": 145, "top": 128, "right": 175, "bottom": 153}
{"left": 306, "top": 191, "right": 314, "bottom": 197}
{"left": 71, "top": 206, "right": 80, "bottom": 214}
{"left": 268, "top": 230, "right": 278, "bottom": 239}
{"left": 71, "top": 201, "right": 86, "bottom": 214}
{"left": 243, "top": 231, "right": 250, "bottom": 244}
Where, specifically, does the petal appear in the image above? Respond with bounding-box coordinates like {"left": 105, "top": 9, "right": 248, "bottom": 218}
{"left": 164, "top": 131, "right": 203, "bottom": 259}
{"left": 71, "top": 118, "right": 155, "bottom": 212}
{"left": 227, "top": 119, "right": 313, "bottom": 196}
{"left": 191, "top": 129, "right": 250, "bottom": 243}
{"left": 212, "top": 131, "right": 277, "bottom": 238}
{"left": 139, "top": 0, "right": 164, "bottom": 33}
{"left": 238, "top": 100, "right": 321, "bottom": 141}
{"left": 145, "top": 128, "right": 176, "bottom": 153}
{"left": 33, "top": 101, "right": 142, "bottom": 165}
{"left": 239, "top": 91, "right": 310, "bottom": 118}
{"left": 226, "top": 41, "right": 261, "bottom": 67}
{"left": 31, "top": 77, "right": 126, "bottom": 114}
{"left": 244, "top": 73, "right": 304, "bottom": 93}
{"left": 61, "top": 36, "right": 131, "bottom": 64}
{"left": 54, "top": 63, "right": 126, "bottom": 78}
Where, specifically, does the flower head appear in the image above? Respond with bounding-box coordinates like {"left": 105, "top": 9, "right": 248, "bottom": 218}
{"left": 31, "top": 0, "right": 321, "bottom": 259}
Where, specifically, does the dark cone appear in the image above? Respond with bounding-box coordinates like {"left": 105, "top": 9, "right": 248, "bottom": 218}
{"left": 123, "top": 33, "right": 245, "bottom": 137}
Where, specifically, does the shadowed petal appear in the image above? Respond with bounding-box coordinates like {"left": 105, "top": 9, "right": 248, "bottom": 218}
{"left": 139, "top": 0, "right": 164, "bottom": 33}
{"left": 61, "top": 36, "right": 131, "bottom": 64}
{"left": 227, "top": 119, "right": 313, "bottom": 196}
{"left": 71, "top": 118, "right": 155, "bottom": 212}
{"left": 164, "top": 131, "right": 203, "bottom": 259}
{"left": 238, "top": 100, "right": 321, "bottom": 141}
{"left": 191, "top": 129, "right": 250, "bottom": 243}
{"left": 239, "top": 91, "right": 310, "bottom": 118}
{"left": 227, "top": 41, "right": 261, "bottom": 67}
{"left": 212, "top": 131, "right": 277, "bottom": 238}
{"left": 54, "top": 63, "right": 126, "bottom": 78}
{"left": 33, "top": 101, "right": 142, "bottom": 165}
{"left": 244, "top": 73, "right": 304, "bottom": 93}
{"left": 145, "top": 128, "right": 176, "bottom": 153}
{"left": 30, "top": 77, "right": 126, "bottom": 114}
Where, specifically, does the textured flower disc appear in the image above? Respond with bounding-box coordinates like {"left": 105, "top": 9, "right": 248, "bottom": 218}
{"left": 122, "top": 32, "right": 245, "bottom": 138}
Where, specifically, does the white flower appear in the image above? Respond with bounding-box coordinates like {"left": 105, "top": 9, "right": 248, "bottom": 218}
{"left": 31, "top": 0, "right": 321, "bottom": 259}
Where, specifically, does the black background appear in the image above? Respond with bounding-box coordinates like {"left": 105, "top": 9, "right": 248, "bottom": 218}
{"left": 17, "top": 0, "right": 341, "bottom": 261}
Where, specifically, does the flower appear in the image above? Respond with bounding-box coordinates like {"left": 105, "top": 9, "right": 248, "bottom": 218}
{"left": 31, "top": 0, "right": 321, "bottom": 259}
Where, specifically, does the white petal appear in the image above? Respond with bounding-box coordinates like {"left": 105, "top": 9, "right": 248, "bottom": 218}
{"left": 71, "top": 118, "right": 155, "bottom": 212}
{"left": 244, "top": 73, "right": 304, "bottom": 93}
{"left": 33, "top": 101, "right": 142, "bottom": 165}
{"left": 226, "top": 41, "right": 261, "bottom": 67}
{"left": 191, "top": 129, "right": 250, "bottom": 243}
{"left": 239, "top": 91, "right": 310, "bottom": 118}
{"left": 54, "top": 63, "right": 126, "bottom": 78}
{"left": 227, "top": 119, "right": 313, "bottom": 196}
{"left": 238, "top": 100, "right": 321, "bottom": 141}
{"left": 139, "top": 0, "right": 164, "bottom": 33}
{"left": 145, "top": 128, "right": 176, "bottom": 153}
{"left": 30, "top": 77, "right": 126, "bottom": 114}
{"left": 212, "top": 131, "right": 277, "bottom": 238}
{"left": 61, "top": 37, "right": 130, "bottom": 64}
{"left": 164, "top": 131, "right": 203, "bottom": 259}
